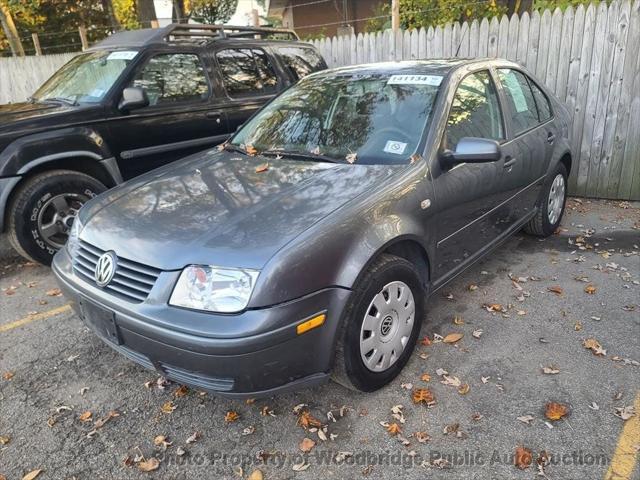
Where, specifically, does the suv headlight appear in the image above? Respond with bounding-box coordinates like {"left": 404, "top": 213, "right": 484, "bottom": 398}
{"left": 66, "top": 217, "right": 83, "bottom": 258}
{"left": 169, "top": 265, "right": 260, "bottom": 313}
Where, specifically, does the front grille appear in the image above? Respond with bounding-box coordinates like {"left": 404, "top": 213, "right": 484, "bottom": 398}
{"left": 73, "top": 240, "right": 161, "bottom": 303}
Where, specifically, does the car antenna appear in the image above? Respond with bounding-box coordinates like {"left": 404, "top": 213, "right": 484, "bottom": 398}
{"left": 454, "top": 21, "right": 469, "bottom": 58}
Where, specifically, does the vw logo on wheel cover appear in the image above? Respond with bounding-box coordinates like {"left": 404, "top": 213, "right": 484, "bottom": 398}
{"left": 94, "top": 251, "right": 117, "bottom": 287}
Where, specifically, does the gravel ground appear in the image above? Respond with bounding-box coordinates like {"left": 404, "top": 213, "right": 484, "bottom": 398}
{"left": 0, "top": 197, "right": 638, "bottom": 480}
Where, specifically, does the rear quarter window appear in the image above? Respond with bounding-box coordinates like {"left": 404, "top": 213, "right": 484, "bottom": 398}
{"left": 216, "top": 48, "right": 279, "bottom": 98}
{"left": 529, "top": 79, "right": 553, "bottom": 121}
{"left": 275, "top": 46, "right": 326, "bottom": 80}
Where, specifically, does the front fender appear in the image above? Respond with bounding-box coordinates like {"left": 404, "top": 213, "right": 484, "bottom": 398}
{"left": 0, "top": 126, "right": 112, "bottom": 178}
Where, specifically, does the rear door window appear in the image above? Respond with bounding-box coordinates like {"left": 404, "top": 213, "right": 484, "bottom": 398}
{"left": 496, "top": 68, "right": 540, "bottom": 135}
{"left": 130, "top": 53, "right": 209, "bottom": 106}
{"left": 216, "top": 48, "right": 279, "bottom": 97}
{"left": 529, "top": 79, "right": 552, "bottom": 121}
{"left": 275, "top": 46, "right": 326, "bottom": 80}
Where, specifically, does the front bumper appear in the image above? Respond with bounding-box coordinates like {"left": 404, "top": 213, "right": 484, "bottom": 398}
{"left": 52, "top": 248, "right": 351, "bottom": 398}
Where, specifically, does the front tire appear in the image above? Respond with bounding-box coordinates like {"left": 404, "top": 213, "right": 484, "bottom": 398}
{"left": 332, "top": 254, "right": 425, "bottom": 392}
{"left": 7, "top": 170, "right": 106, "bottom": 265}
{"left": 524, "top": 162, "right": 568, "bottom": 237}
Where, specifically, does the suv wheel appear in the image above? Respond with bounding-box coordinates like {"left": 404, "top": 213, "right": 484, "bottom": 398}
{"left": 332, "top": 254, "right": 425, "bottom": 392}
{"left": 524, "top": 162, "right": 568, "bottom": 237}
{"left": 7, "top": 170, "right": 106, "bottom": 265}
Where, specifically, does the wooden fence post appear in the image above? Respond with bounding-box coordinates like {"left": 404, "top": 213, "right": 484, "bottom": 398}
{"left": 31, "top": 33, "right": 42, "bottom": 56}
{"left": 78, "top": 26, "right": 88, "bottom": 50}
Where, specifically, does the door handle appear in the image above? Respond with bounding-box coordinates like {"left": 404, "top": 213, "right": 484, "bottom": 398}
{"left": 547, "top": 132, "right": 556, "bottom": 144}
{"left": 503, "top": 156, "right": 517, "bottom": 169}
{"left": 205, "top": 111, "right": 222, "bottom": 124}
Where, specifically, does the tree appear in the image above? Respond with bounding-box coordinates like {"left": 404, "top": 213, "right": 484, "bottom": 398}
{"left": 136, "top": 0, "right": 157, "bottom": 26}
{"left": 190, "top": 0, "right": 238, "bottom": 24}
{"left": 0, "top": 0, "right": 24, "bottom": 56}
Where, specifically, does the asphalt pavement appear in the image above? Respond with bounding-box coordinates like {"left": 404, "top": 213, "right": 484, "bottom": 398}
{"left": 0, "top": 198, "right": 638, "bottom": 480}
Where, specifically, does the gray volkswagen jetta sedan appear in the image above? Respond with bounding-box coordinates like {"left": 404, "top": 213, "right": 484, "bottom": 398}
{"left": 53, "top": 59, "right": 572, "bottom": 397}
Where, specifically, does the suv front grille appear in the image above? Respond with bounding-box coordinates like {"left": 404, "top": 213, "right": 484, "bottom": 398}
{"left": 72, "top": 240, "right": 161, "bottom": 303}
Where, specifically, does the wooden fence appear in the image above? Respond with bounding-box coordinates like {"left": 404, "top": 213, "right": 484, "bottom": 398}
{"left": 0, "top": 53, "right": 75, "bottom": 105}
{"left": 311, "top": 0, "right": 640, "bottom": 201}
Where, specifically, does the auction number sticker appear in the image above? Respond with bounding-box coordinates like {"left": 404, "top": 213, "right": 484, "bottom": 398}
{"left": 107, "top": 50, "right": 139, "bottom": 61}
{"left": 387, "top": 75, "right": 443, "bottom": 86}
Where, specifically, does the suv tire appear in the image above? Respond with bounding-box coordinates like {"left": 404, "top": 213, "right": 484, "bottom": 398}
{"left": 332, "top": 254, "right": 425, "bottom": 392}
{"left": 524, "top": 162, "right": 568, "bottom": 237}
{"left": 7, "top": 170, "right": 106, "bottom": 265}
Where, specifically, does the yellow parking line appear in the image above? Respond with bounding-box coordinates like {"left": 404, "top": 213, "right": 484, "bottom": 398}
{"left": 0, "top": 304, "right": 72, "bottom": 333}
{"left": 605, "top": 392, "right": 640, "bottom": 480}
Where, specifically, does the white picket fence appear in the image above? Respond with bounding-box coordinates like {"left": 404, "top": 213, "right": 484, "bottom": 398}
{"left": 311, "top": 0, "right": 640, "bottom": 200}
{"left": 0, "top": 53, "right": 75, "bottom": 105}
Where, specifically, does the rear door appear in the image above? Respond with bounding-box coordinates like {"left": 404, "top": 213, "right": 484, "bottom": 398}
{"left": 494, "top": 68, "right": 552, "bottom": 221}
{"left": 214, "top": 47, "right": 283, "bottom": 133}
{"left": 431, "top": 69, "right": 511, "bottom": 282}
{"left": 108, "top": 50, "right": 229, "bottom": 179}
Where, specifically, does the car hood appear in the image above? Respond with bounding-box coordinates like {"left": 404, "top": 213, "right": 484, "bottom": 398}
{"left": 0, "top": 101, "right": 73, "bottom": 124}
{"left": 80, "top": 150, "right": 401, "bottom": 271}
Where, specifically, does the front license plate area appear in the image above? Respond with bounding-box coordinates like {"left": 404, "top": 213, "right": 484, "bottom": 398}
{"left": 79, "top": 299, "right": 122, "bottom": 345}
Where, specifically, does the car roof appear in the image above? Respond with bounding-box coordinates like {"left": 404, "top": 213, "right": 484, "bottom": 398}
{"left": 88, "top": 23, "right": 301, "bottom": 51}
{"left": 314, "top": 58, "right": 522, "bottom": 77}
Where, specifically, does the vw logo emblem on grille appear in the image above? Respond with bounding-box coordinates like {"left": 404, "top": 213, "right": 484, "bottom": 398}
{"left": 95, "top": 251, "right": 117, "bottom": 287}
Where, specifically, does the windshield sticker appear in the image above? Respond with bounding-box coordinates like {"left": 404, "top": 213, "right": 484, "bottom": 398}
{"left": 107, "top": 50, "right": 138, "bottom": 61}
{"left": 384, "top": 140, "right": 408, "bottom": 155}
{"left": 89, "top": 88, "right": 104, "bottom": 98}
{"left": 387, "top": 75, "right": 442, "bottom": 86}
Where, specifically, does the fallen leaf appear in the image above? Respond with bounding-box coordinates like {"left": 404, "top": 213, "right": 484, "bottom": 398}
{"left": 22, "top": 470, "right": 43, "bottom": 480}
{"left": 419, "top": 336, "right": 432, "bottom": 346}
{"left": 468, "top": 284, "right": 478, "bottom": 291}
{"left": 248, "top": 470, "right": 263, "bottom": 480}
{"left": 574, "top": 321, "right": 583, "bottom": 331}
{"left": 242, "top": 426, "right": 255, "bottom": 436}
{"left": 245, "top": 144, "right": 258, "bottom": 156}
{"left": 93, "top": 410, "right": 119, "bottom": 428}
{"left": 299, "top": 437, "right": 316, "bottom": 452}
{"left": 225, "top": 411, "right": 240, "bottom": 423}
{"left": 472, "top": 329, "right": 483, "bottom": 339}
{"left": 542, "top": 366, "right": 560, "bottom": 375}
{"left": 400, "top": 382, "right": 413, "bottom": 390}
{"left": 186, "top": 432, "right": 200, "bottom": 443}
{"left": 584, "top": 284, "right": 597, "bottom": 294}
{"left": 614, "top": 406, "right": 636, "bottom": 421}
{"left": 517, "top": 415, "right": 534, "bottom": 424}
{"left": 160, "top": 401, "right": 176, "bottom": 414}
{"left": 386, "top": 422, "right": 402, "bottom": 436}
{"left": 0, "top": 436, "right": 9, "bottom": 445}
{"left": 441, "top": 375, "right": 462, "bottom": 387}
{"left": 174, "top": 385, "right": 189, "bottom": 397}
{"left": 483, "top": 303, "right": 504, "bottom": 312}
{"left": 548, "top": 286, "right": 563, "bottom": 295}
{"left": 292, "top": 460, "right": 310, "bottom": 471}
{"left": 255, "top": 163, "right": 269, "bottom": 173}
{"left": 297, "top": 410, "right": 323, "bottom": 429}
{"left": 2, "top": 372, "right": 14, "bottom": 381}
{"left": 414, "top": 431, "right": 430, "bottom": 443}
{"left": 46, "top": 288, "right": 62, "bottom": 296}
{"left": 545, "top": 402, "right": 569, "bottom": 421}
{"left": 345, "top": 152, "right": 357, "bottom": 164}
{"left": 79, "top": 411, "right": 92, "bottom": 422}
{"left": 481, "top": 376, "right": 490, "bottom": 384}
{"left": 420, "top": 373, "right": 431, "bottom": 382}
{"left": 588, "top": 402, "right": 599, "bottom": 411}
{"left": 453, "top": 315, "right": 464, "bottom": 325}
{"left": 514, "top": 446, "right": 532, "bottom": 470}
{"left": 443, "top": 332, "right": 464, "bottom": 344}
{"left": 412, "top": 388, "right": 435, "bottom": 405}
{"left": 138, "top": 457, "right": 160, "bottom": 472}
{"left": 583, "top": 338, "right": 607, "bottom": 356}
{"left": 458, "top": 384, "right": 470, "bottom": 395}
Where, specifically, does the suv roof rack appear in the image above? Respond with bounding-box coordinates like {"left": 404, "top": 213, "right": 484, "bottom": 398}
{"left": 90, "top": 23, "right": 299, "bottom": 50}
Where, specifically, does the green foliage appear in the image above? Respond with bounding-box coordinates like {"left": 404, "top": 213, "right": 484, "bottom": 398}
{"left": 189, "top": 0, "right": 238, "bottom": 24}
{"left": 533, "top": 0, "right": 601, "bottom": 12}
{"left": 112, "top": 0, "right": 139, "bottom": 29}
{"left": 366, "top": 0, "right": 507, "bottom": 32}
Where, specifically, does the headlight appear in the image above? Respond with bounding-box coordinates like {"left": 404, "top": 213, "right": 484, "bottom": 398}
{"left": 169, "top": 265, "right": 260, "bottom": 313}
{"left": 66, "top": 217, "right": 83, "bottom": 258}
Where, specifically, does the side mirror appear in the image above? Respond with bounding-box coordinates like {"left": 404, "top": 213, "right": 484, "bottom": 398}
{"left": 119, "top": 87, "right": 149, "bottom": 112}
{"left": 440, "top": 137, "right": 502, "bottom": 168}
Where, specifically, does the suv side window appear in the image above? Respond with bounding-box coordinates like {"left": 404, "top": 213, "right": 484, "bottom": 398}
{"left": 444, "top": 70, "right": 504, "bottom": 151}
{"left": 216, "top": 48, "right": 279, "bottom": 97}
{"left": 131, "top": 53, "right": 209, "bottom": 106}
{"left": 496, "top": 68, "right": 539, "bottom": 135}
{"left": 275, "top": 46, "right": 325, "bottom": 80}
{"left": 529, "top": 79, "right": 552, "bottom": 121}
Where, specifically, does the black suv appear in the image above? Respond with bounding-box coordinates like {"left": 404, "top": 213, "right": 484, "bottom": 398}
{"left": 0, "top": 24, "right": 326, "bottom": 264}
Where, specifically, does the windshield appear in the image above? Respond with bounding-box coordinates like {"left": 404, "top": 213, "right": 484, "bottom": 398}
{"left": 33, "top": 50, "right": 138, "bottom": 104}
{"left": 231, "top": 71, "right": 441, "bottom": 164}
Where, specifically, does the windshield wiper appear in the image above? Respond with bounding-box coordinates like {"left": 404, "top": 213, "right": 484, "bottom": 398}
{"left": 222, "top": 144, "right": 250, "bottom": 155}
{"left": 261, "top": 149, "right": 342, "bottom": 164}
{"left": 41, "top": 96, "right": 78, "bottom": 106}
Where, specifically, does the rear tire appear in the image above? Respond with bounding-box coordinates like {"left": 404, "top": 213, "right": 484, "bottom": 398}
{"left": 524, "top": 162, "right": 568, "bottom": 237}
{"left": 332, "top": 254, "right": 425, "bottom": 392}
{"left": 7, "top": 170, "right": 105, "bottom": 265}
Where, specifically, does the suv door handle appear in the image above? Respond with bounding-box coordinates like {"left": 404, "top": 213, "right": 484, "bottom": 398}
{"left": 547, "top": 132, "right": 556, "bottom": 144}
{"left": 503, "top": 156, "right": 517, "bottom": 169}
{"left": 205, "top": 111, "right": 222, "bottom": 124}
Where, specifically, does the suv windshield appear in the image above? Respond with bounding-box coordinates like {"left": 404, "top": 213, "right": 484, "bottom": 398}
{"left": 33, "top": 50, "right": 137, "bottom": 104}
{"left": 231, "top": 71, "right": 441, "bottom": 164}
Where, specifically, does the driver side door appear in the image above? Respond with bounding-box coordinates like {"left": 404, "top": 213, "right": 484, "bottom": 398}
{"left": 430, "top": 70, "right": 513, "bottom": 284}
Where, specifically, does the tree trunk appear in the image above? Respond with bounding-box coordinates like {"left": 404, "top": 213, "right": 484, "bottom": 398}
{"left": 136, "top": 0, "right": 158, "bottom": 27}
{"left": 173, "top": 0, "right": 186, "bottom": 23}
{"left": 102, "top": 0, "right": 121, "bottom": 29}
{"left": 0, "top": 0, "right": 25, "bottom": 56}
